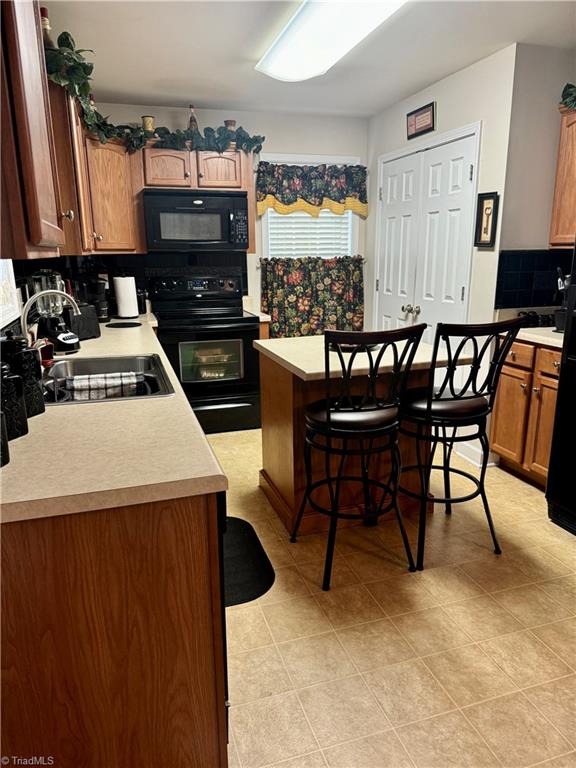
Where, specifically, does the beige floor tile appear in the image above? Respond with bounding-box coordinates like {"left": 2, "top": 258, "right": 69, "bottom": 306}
{"left": 542, "top": 539, "right": 576, "bottom": 571}
{"left": 391, "top": 606, "right": 473, "bottom": 655}
{"left": 298, "top": 675, "right": 390, "bottom": 748}
{"left": 344, "top": 546, "right": 411, "bottom": 582}
{"left": 262, "top": 538, "right": 297, "bottom": 568}
{"left": 323, "top": 729, "right": 413, "bottom": 768}
{"left": 363, "top": 658, "right": 455, "bottom": 725}
{"left": 443, "top": 594, "right": 523, "bottom": 640}
{"left": 508, "top": 547, "right": 574, "bottom": 583}
{"left": 334, "top": 525, "right": 384, "bottom": 556}
{"left": 232, "top": 692, "right": 318, "bottom": 768}
{"left": 367, "top": 573, "right": 440, "bottom": 616}
{"left": 460, "top": 556, "right": 534, "bottom": 592}
{"left": 532, "top": 617, "right": 576, "bottom": 667}
{"left": 418, "top": 565, "right": 485, "bottom": 603}
{"left": 228, "top": 738, "right": 241, "bottom": 768}
{"left": 228, "top": 645, "right": 293, "bottom": 705}
{"left": 532, "top": 753, "right": 576, "bottom": 767}
{"left": 259, "top": 565, "right": 311, "bottom": 605}
{"left": 296, "top": 558, "right": 359, "bottom": 593}
{"left": 262, "top": 596, "right": 332, "bottom": 642}
{"left": 226, "top": 603, "right": 274, "bottom": 654}
{"left": 396, "top": 710, "right": 499, "bottom": 767}
{"left": 492, "top": 584, "right": 572, "bottom": 627}
{"left": 464, "top": 691, "right": 572, "bottom": 767}
{"left": 288, "top": 533, "right": 333, "bottom": 564}
{"left": 480, "top": 630, "right": 572, "bottom": 687}
{"left": 423, "top": 643, "right": 518, "bottom": 706}
{"left": 314, "top": 584, "right": 384, "bottom": 628}
{"left": 277, "top": 632, "right": 355, "bottom": 688}
{"left": 269, "top": 752, "right": 328, "bottom": 768}
{"left": 538, "top": 575, "right": 576, "bottom": 613}
{"left": 523, "top": 674, "right": 576, "bottom": 744}
{"left": 336, "top": 618, "right": 415, "bottom": 671}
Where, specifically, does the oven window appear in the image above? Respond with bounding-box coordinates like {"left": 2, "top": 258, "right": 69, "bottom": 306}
{"left": 159, "top": 212, "right": 222, "bottom": 241}
{"left": 179, "top": 339, "right": 244, "bottom": 382}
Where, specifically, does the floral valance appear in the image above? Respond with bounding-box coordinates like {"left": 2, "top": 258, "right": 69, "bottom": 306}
{"left": 260, "top": 255, "right": 364, "bottom": 338}
{"left": 256, "top": 162, "right": 368, "bottom": 218}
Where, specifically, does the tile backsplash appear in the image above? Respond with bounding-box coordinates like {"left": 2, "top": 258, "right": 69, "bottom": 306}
{"left": 495, "top": 249, "right": 573, "bottom": 309}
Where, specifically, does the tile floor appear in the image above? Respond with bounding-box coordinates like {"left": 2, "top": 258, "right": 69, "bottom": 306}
{"left": 208, "top": 430, "right": 576, "bottom": 768}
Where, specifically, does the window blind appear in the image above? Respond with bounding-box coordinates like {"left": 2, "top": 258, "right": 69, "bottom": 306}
{"left": 265, "top": 209, "right": 354, "bottom": 259}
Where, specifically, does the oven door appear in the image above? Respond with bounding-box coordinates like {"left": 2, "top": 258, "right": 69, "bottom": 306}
{"left": 157, "top": 322, "right": 260, "bottom": 432}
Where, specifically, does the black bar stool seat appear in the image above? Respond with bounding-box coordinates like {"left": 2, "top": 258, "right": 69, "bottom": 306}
{"left": 290, "top": 324, "right": 427, "bottom": 591}
{"left": 402, "top": 391, "right": 488, "bottom": 423}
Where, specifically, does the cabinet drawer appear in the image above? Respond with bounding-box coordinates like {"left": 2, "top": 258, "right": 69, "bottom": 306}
{"left": 505, "top": 341, "right": 535, "bottom": 370}
{"left": 535, "top": 347, "right": 562, "bottom": 377}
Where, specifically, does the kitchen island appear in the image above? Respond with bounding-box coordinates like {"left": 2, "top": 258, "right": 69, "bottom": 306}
{"left": 1, "top": 319, "right": 229, "bottom": 768}
{"left": 254, "top": 335, "right": 445, "bottom": 536}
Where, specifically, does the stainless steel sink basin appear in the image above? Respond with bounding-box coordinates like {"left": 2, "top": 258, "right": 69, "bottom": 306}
{"left": 44, "top": 354, "right": 175, "bottom": 405}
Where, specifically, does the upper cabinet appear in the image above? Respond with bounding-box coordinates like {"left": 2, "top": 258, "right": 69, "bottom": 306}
{"left": 197, "top": 150, "right": 242, "bottom": 188}
{"left": 144, "top": 148, "right": 195, "bottom": 187}
{"left": 48, "top": 85, "right": 145, "bottom": 255}
{"left": 1, "top": 0, "right": 64, "bottom": 259}
{"left": 550, "top": 107, "right": 576, "bottom": 248}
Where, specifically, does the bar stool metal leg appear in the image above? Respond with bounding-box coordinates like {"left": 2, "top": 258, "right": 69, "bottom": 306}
{"left": 322, "top": 442, "right": 347, "bottom": 591}
{"left": 391, "top": 441, "right": 416, "bottom": 572}
{"left": 415, "top": 424, "right": 434, "bottom": 571}
{"left": 291, "top": 432, "right": 313, "bottom": 543}
{"left": 479, "top": 430, "right": 501, "bottom": 555}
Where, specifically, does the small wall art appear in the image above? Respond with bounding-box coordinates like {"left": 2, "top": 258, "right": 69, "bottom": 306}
{"left": 406, "top": 102, "right": 435, "bottom": 140}
{"left": 474, "top": 192, "right": 500, "bottom": 248}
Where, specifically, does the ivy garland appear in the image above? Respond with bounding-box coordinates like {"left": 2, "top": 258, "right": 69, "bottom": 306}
{"left": 561, "top": 83, "right": 576, "bottom": 111}
{"left": 44, "top": 32, "right": 265, "bottom": 154}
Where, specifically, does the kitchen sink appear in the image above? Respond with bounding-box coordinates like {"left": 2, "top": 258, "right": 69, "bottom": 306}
{"left": 44, "top": 354, "right": 175, "bottom": 405}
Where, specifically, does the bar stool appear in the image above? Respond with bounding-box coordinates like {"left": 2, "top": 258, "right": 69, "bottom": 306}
{"left": 399, "top": 317, "right": 524, "bottom": 570}
{"left": 290, "top": 325, "right": 426, "bottom": 591}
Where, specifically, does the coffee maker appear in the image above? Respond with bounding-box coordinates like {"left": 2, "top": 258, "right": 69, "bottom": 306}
{"left": 31, "top": 270, "right": 80, "bottom": 354}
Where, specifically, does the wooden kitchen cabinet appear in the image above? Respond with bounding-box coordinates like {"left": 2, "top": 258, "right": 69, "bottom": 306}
{"left": 143, "top": 147, "right": 195, "bottom": 187}
{"left": 1, "top": 0, "right": 64, "bottom": 259}
{"left": 550, "top": 106, "right": 576, "bottom": 247}
{"left": 491, "top": 341, "right": 561, "bottom": 483}
{"left": 197, "top": 150, "right": 242, "bottom": 188}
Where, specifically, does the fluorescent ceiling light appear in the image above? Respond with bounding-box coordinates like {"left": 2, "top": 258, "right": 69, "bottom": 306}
{"left": 255, "top": 0, "right": 407, "bottom": 82}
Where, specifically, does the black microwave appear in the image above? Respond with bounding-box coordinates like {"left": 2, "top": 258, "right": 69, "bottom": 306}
{"left": 143, "top": 189, "right": 249, "bottom": 252}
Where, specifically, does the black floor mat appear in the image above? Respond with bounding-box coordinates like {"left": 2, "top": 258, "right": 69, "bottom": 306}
{"left": 223, "top": 517, "right": 276, "bottom": 607}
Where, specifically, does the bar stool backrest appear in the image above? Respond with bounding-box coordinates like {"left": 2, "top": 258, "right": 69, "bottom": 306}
{"left": 426, "top": 317, "right": 525, "bottom": 414}
{"left": 323, "top": 324, "right": 427, "bottom": 419}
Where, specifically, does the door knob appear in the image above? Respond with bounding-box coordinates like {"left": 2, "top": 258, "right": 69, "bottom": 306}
{"left": 401, "top": 304, "right": 414, "bottom": 314}
{"left": 413, "top": 305, "right": 421, "bottom": 316}
{"left": 60, "top": 209, "right": 75, "bottom": 222}
{"left": 184, "top": 171, "right": 191, "bottom": 178}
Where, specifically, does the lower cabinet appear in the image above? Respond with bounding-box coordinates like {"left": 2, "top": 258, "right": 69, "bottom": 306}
{"left": 491, "top": 342, "right": 561, "bottom": 483}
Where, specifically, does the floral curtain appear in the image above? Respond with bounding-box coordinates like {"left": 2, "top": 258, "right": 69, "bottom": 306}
{"left": 256, "top": 162, "right": 368, "bottom": 218}
{"left": 260, "top": 256, "right": 364, "bottom": 338}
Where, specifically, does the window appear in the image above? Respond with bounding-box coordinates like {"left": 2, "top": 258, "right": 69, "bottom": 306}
{"left": 264, "top": 209, "right": 356, "bottom": 259}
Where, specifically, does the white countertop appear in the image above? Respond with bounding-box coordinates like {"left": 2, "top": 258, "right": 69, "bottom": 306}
{"left": 1, "top": 316, "right": 227, "bottom": 524}
{"left": 517, "top": 327, "right": 564, "bottom": 349}
{"left": 254, "top": 335, "right": 449, "bottom": 381}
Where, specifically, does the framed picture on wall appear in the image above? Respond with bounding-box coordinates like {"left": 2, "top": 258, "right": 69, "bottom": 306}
{"left": 474, "top": 192, "right": 500, "bottom": 248}
{"left": 406, "top": 102, "right": 435, "bottom": 139}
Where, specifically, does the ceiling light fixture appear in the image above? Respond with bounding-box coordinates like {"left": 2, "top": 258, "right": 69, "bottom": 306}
{"left": 255, "top": 0, "right": 407, "bottom": 82}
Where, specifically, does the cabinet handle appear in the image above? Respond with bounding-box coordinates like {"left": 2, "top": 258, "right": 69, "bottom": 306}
{"left": 60, "top": 209, "right": 75, "bottom": 222}
{"left": 92, "top": 232, "right": 104, "bottom": 242}
{"left": 553, "top": 360, "right": 560, "bottom": 368}
{"left": 184, "top": 171, "right": 191, "bottom": 178}
{"left": 510, "top": 351, "right": 516, "bottom": 360}
{"left": 520, "top": 383, "right": 527, "bottom": 390}
{"left": 198, "top": 172, "right": 204, "bottom": 178}
{"left": 532, "top": 387, "right": 540, "bottom": 395}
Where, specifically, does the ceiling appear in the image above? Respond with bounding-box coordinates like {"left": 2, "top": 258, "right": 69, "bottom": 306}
{"left": 49, "top": 1, "right": 576, "bottom": 117}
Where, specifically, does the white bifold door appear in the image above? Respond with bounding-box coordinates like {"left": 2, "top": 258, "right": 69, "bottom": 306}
{"left": 376, "top": 134, "right": 477, "bottom": 343}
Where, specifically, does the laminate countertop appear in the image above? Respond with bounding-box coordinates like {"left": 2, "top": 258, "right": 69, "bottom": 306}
{"left": 0, "top": 317, "right": 227, "bottom": 524}
{"left": 516, "top": 327, "right": 565, "bottom": 349}
{"left": 254, "top": 334, "right": 450, "bottom": 382}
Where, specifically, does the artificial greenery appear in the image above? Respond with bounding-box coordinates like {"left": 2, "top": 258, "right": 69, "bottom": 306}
{"left": 561, "top": 83, "right": 576, "bottom": 110}
{"left": 44, "top": 31, "right": 265, "bottom": 154}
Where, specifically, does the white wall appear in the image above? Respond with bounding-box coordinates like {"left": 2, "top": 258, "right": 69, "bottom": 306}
{"left": 365, "top": 45, "right": 517, "bottom": 327}
{"left": 500, "top": 45, "right": 576, "bottom": 250}
{"left": 98, "top": 102, "right": 368, "bottom": 304}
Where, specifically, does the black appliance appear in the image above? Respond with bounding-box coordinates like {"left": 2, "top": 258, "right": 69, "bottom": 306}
{"left": 144, "top": 189, "right": 249, "bottom": 252}
{"left": 62, "top": 303, "right": 102, "bottom": 340}
{"left": 150, "top": 271, "right": 260, "bottom": 433}
{"left": 546, "top": 283, "right": 576, "bottom": 534}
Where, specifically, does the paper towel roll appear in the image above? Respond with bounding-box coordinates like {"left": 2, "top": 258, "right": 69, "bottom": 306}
{"left": 113, "top": 276, "right": 139, "bottom": 318}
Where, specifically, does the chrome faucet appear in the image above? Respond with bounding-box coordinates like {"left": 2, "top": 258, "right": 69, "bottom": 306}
{"left": 21, "top": 289, "right": 81, "bottom": 344}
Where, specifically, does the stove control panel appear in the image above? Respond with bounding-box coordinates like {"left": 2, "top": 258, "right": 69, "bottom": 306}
{"left": 149, "top": 275, "right": 242, "bottom": 299}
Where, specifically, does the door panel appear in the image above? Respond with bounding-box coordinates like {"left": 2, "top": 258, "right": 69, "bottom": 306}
{"left": 523, "top": 373, "right": 558, "bottom": 479}
{"left": 144, "top": 149, "right": 193, "bottom": 187}
{"left": 490, "top": 366, "right": 532, "bottom": 463}
{"left": 197, "top": 151, "right": 242, "bottom": 188}
{"left": 376, "top": 154, "right": 421, "bottom": 330}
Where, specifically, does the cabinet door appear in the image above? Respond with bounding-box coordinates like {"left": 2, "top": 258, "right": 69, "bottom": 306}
{"left": 523, "top": 373, "right": 559, "bottom": 479}
{"left": 143, "top": 148, "right": 194, "bottom": 187}
{"left": 550, "top": 108, "right": 576, "bottom": 247}
{"left": 490, "top": 366, "right": 532, "bottom": 464}
{"left": 85, "top": 138, "right": 135, "bottom": 251}
{"left": 2, "top": 0, "right": 64, "bottom": 249}
{"left": 197, "top": 150, "right": 242, "bottom": 188}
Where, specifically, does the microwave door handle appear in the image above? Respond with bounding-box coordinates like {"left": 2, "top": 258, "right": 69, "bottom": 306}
{"left": 229, "top": 211, "right": 234, "bottom": 242}
{"left": 175, "top": 207, "right": 196, "bottom": 211}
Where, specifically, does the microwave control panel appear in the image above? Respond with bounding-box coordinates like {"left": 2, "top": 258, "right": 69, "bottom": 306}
{"left": 233, "top": 211, "right": 249, "bottom": 245}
